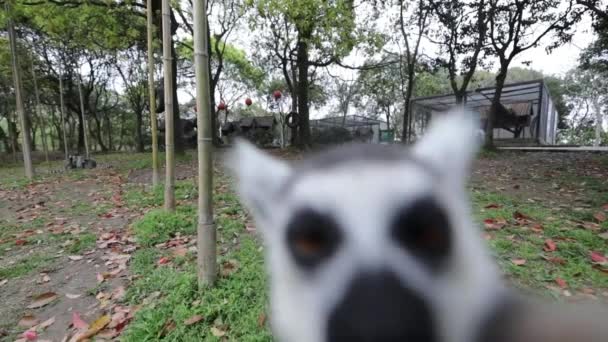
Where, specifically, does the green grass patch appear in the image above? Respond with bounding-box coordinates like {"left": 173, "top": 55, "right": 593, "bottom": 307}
{"left": 133, "top": 207, "right": 196, "bottom": 247}
{"left": 472, "top": 190, "right": 608, "bottom": 294}
{"left": 0, "top": 253, "right": 54, "bottom": 279}
{"left": 66, "top": 233, "right": 97, "bottom": 254}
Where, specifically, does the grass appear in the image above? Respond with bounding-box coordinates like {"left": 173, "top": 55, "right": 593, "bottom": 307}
{"left": 472, "top": 190, "right": 608, "bottom": 296}
{"left": 122, "top": 170, "right": 271, "bottom": 341}
{"left": 66, "top": 233, "right": 97, "bottom": 254}
{"left": 0, "top": 253, "right": 54, "bottom": 280}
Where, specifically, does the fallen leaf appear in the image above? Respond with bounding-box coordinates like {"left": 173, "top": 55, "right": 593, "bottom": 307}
{"left": 513, "top": 211, "right": 531, "bottom": 221}
{"left": 23, "top": 330, "right": 37, "bottom": 341}
{"left": 590, "top": 251, "right": 607, "bottom": 264}
{"left": 257, "top": 313, "right": 266, "bottom": 327}
{"left": 38, "top": 273, "right": 50, "bottom": 284}
{"left": 75, "top": 315, "right": 111, "bottom": 341}
{"left": 483, "top": 218, "right": 507, "bottom": 231}
{"left": 37, "top": 317, "right": 55, "bottom": 331}
{"left": 484, "top": 203, "right": 501, "bottom": 209}
{"left": 27, "top": 292, "right": 58, "bottom": 309}
{"left": 68, "top": 255, "right": 83, "bottom": 261}
{"left": 0, "top": 279, "right": 7, "bottom": 287}
{"left": 530, "top": 224, "right": 544, "bottom": 234}
{"left": 594, "top": 211, "right": 607, "bottom": 223}
{"left": 96, "top": 273, "right": 104, "bottom": 283}
{"left": 600, "top": 232, "right": 608, "bottom": 240}
{"left": 66, "top": 293, "right": 82, "bottom": 299}
{"left": 172, "top": 247, "right": 188, "bottom": 258}
{"left": 184, "top": 315, "right": 204, "bottom": 326}
{"left": 543, "top": 239, "right": 557, "bottom": 252}
{"left": 555, "top": 278, "right": 568, "bottom": 289}
{"left": 543, "top": 256, "right": 567, "bottom": 265}
{"left": 602, "top": 203, "right": 608, "bottom": 211}
{"left": 220, "top": 259, "right": 240, "bottom": 277}
{"left": 72, "top": 312, "right": 89, "bottom": 330}
{"left": 158, "top": 320, "right": 176, "bottom": 338}
{"left": 111, "top": 286, "right": 126, "bottom": 301}
{"left": 15, "top": 239, "right": 27, "bottom": 246}
{"left": 157, "top": 257, "right": 171, "bottom": 265}
{"left": 511, "top": 258, "right": 527, "bottom": 266}
{"left": 210, "top": 326, "right": 226, "bottom": 337}
{"left": 18, "top": 315, "right": 39, "bottom": 328}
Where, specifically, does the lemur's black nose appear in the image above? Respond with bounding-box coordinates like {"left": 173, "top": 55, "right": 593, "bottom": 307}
{"left": 327, "top": 270, "right": 437, "bottom": 342}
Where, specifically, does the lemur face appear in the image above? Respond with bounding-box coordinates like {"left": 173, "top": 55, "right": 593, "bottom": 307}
{"left": 231, "top": 109, "right": 608, "bottom": 342}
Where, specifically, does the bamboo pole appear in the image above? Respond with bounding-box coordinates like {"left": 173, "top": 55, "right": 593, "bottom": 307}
{"left": 193, "top": 0, "right": 216, "bottom": 286}
{"left": 7, "top": 2, "right": 34, "bottom": 179}
{"left": 162, "top": 0, "right": 176, "bottom": 211}
{"left": 31, "top": 59, "right": 49, "bottom": 164}
{"left": 147, "top": 0, "right": 160, "bottom": 187}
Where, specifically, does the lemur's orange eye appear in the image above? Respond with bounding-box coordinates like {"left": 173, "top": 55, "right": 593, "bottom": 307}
{"left": 391, "top": 197, "right": 452, "bottom": 272}
{"left": 286, "top": 208, "right": 342, "bottom": 269}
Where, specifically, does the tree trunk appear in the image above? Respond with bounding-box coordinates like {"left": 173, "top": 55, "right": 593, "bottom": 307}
{"left": 77, "top": 79, "right": 90, "bottom": 158}
{"left": 58, "top": 75, "right": 69, "bottom": 159}
{"left": 593, "top": 97, "right": 603, "bottom": 147}
{"left": 147, "top": 0, "right": 160, "bottom": 186}
{"left": 486, "top": 70, "right": 507, "bottom": 149}
{"left": 296, "top": 37, "right": 311, "bottom": 148}
{"left": 162, "top": 0, "right": 176, "bottom": 211}
{"left": 106, "top": 113, "right": 113, "bottom": 151}
{"left": 401, "top": 70, "right": 415, "bottom": 143}
{"left": 136, "top": 109, "right": 144, "bottom": 152}
{"left": 207, "top": 25, "right": 220, "bottom": 146}
{"left": 92, "top": 115, "right": 108, "bottom": 152}
{"left": 7, "top": 3, "right": 34, "bottom": 178}
{"left": 193, "top": 0, "right": 216, "bottom": 286}
{"left": 31, "top": 61, "right": 49, "bottom": 163}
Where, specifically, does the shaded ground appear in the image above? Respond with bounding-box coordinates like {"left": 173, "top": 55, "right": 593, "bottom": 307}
{"left": 1, "top": 148, "right": 607, "bottom": 341}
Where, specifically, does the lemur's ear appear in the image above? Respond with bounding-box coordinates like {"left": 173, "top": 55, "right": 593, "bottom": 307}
{"left": 227, "top": 139, "right": 292, "bottom": 226}
{"left": 412, "top": 108, "right": 480, "bottom": 185}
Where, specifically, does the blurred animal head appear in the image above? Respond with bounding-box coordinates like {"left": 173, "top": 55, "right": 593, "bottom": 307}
{"left": 230, "top": 108, "right": 608, "bottom": 342}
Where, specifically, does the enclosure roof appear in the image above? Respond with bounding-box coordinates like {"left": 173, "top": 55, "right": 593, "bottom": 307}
{"left": 410, "top": 79, "right": 549, "bottom": 111}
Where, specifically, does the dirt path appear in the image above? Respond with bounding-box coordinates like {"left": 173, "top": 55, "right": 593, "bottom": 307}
{"left": 0, "top": 170, "right": 142, "bottom": 341}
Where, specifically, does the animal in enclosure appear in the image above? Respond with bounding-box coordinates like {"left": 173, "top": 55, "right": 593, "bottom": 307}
{"left": 231, "top": 109, "right": 608, "bottom": 342}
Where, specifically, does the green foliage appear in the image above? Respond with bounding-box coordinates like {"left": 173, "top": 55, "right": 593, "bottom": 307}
{"left": 0, "top": 253, "right": 53, "bottom": 279}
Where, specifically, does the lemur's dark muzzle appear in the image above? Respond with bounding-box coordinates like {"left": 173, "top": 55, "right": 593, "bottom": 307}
{"left": 327, "top": 270, "right": 437, "bottom": 342}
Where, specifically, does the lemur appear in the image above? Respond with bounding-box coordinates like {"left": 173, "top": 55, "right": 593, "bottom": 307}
{"left": 230, "top": 109, "right": 608, "bottom": 342}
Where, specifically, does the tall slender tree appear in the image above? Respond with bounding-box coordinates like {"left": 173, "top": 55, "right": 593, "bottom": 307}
{"left": 31, "top": 58, "right": 49, "bottom": 163}
{"left": 147, "top": 0, "right": 160, "bottom": 186}
{"left": 193, "top": 0, "right": 217, "bottom": 286}
{"left": 6, "top": 1, "right": 34, "bottom": 178}
{"left": 162, "top": 0, "right": 176, "bottom": 211}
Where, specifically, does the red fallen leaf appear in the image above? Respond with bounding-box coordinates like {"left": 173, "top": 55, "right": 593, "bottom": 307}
{"left": 101, "top": 213, "right": 114, "bottom": 219}
{"left": 594, "top": 211, "right": 606, "bottom": 223}
{"left": 184, "top": 315, "right": 204, "bottom": 326}
{"left": 484, "top": 203, "right": 501, "bottom": 209}
{"left": 15, "top": 239, "right": 27, "bottom": 246}
{"left": 511, "top": 258, "right": 527, "bottom": 266}
{"left": 513, "top": 211, "right": 531, "bottom": 220}
{"left": 23, "top": 330, "right": 37, "bottom": 341}
{"left": 72, "top": 312, "right": 89, "bottom": 330}
{"left": 483, "top": 218, "right": 506, "bottom": 231}
{"left": 96, "top": 273, "right": 105, "bottom": 283}
{"left": 18, "top": 314, "right": 39, "bottom": 328}
{"left": 157, "top": 257, "right": 171, "bottom": 265}
{"left": 555, "top": 277, "right": 568, "bottom": 289}
{"left": 590, "top": 251, "right": 607, "bottom": 264}
{"left": 543, "top": 239, "right": 557, "bottom": 252}
{"left": 530, "top": 224, "right": 544, "bottom": 233}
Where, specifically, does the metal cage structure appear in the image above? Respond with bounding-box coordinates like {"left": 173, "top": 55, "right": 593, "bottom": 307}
{"left": 408, "top": 79, "right": 559, "bottom": 145}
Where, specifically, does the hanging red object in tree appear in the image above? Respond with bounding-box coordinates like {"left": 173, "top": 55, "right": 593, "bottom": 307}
{"left": 217, "top": 102, "right": 227, "bottom": 110}
{"left": 273, "top": 90, "right": 282, "bottom": 100}
{"left": 245, "top": 98, "right": 252, "bottom": 106}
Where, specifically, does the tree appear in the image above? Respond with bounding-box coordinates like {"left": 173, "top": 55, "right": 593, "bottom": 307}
{"left": 484, "top": 0, "right": 581, "bottom": 148}
{"left": 252, "top": 0, "right": 358, "bottom": 148}
{"left": 396, "top": 0, "right": 432, "bottom": 142}
{"left": 6, "top": 1, "right": 34, "bottom": 178}
{"left": 192, "top": 0, "right": 217, "bottom": 286}
{"left": 564, "top": 67, "right": 607, "bottom": 146}
{"left": 429, "top": 0, "right": 488, "bottom": 104}
{"left": 355, "top": 61, "right": 402, "bottom": 129}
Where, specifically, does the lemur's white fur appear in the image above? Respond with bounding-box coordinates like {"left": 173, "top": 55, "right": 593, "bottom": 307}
{"left": 229, "top": 108, "right": 608, "bottom": 342}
